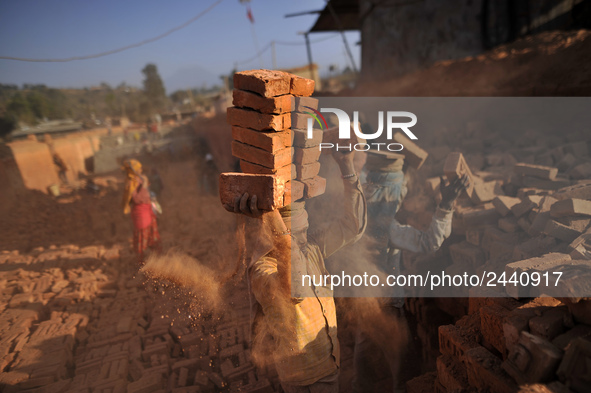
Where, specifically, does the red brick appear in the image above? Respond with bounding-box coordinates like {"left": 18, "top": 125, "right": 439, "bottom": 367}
{"left": 231, "top": 141, "right": 291, "bottom": 169}
{"left": 303, "top": 176, "right": 326, "bottom": 198}
{"left": 505, "top": 253, "right": 571, "bottom": 298}
{"left": 438, "top": 324, "right": 479, "bottom": 360}
{"left": 232, "top": 127, "right": 291, "bottom": 153}
{"left": 498, "top": 217, "right": 519, "bottom": 233}
{"left": 556, "top": 337, "right": 591, "bottom": 393}
{"left": 219, "top": 173, "right": 285, "bottom": 211}
{"left": 514, "top": 163, "right": 558, "bottom": 180}
{"left": 227, "top": 107, "right": 290, "bottom": 131}
{"left": 284, "top": 181, "right": 304, "bottom": 205}
{"left": 571, "top": 162, "right": 591, "bottom": 179}
{"left": 471, "top": 180, "right": 500, "bottom": 204}
{"left": 502, "top": 331, "right": 563, "bottom": 384}
{"left": 293, "top": 129, "right": 322, "bottom": 148}
{"left": 393, "top": 132, "right": 428, "bottom": 170}
{"left": 528, "top": 196, "right": 559, "bottom": 236}
{"left": 443, "top": 152, "right": 474, "bottom": 197}
{"left": 293, "top": 147, "right": 321, "bottom": 165}
{"left": 291, "top": 96, "right": 318, "bottom": 112}
{"left": 480, "top": 304, "right": 510, "bottom": 357}
{"left": 544, "top": 220, "right": 581, "bottom": 243}
{"left": 511, "top": 195, "right": 543, "bottom": 218}
{"left": 295, "top": 162, "right": 321, "bottom": 181}
{"left": 289, "top": 75, "right": 315, "bottom": 96}
{"left": 240, "top": 160, "right": 292, "bottom": 182}
{"left": 233, "top": 70, "right": 290, "bottom": 98}
{"left": 459, "top": 204, "right": 501, "bottom": 228}
{"left": 464, "top": 346, "right": 517, "bottom": 393}
{"left": 528, "top": 307, "right": 568, "bottom": 341}
{"left": 232, "top": 89, "right": 292, "bottom": 114}
{"left": 291, "top": 112, "right": 314, "bottom": 129}
{"left": 550, "top": 198, "right": 591, "bottom": 218}
{"left": 127, "top": 373, "right": 163, "bottom": 393}
{"left": 436, "top": 355, "right": 468, "bottom": 392}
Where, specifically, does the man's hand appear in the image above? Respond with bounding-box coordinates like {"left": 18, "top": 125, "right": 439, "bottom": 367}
{"left": 332, "top": 149, "right": 355, "bottom": 176}
{"left": 223, "top": 193, "right": 262, "bottom": 219}
{"left": 439, "top": 175, "right": 469, "bottom": 210}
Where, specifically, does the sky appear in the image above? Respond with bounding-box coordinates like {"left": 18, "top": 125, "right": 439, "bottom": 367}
{"left": 0, "top": 0, "right": 361, "bottom": 92}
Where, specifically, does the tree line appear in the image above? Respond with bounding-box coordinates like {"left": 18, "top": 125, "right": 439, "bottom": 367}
{"left": 0, "top": 63, "right": 223, "bottom": 139}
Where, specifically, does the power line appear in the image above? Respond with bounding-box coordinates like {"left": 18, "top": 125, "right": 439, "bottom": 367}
{"left": 235, "top": 34, "right": 339, "bottom": 65}
{"left": 0, "top": 0, "right": 224, "bottom": 62}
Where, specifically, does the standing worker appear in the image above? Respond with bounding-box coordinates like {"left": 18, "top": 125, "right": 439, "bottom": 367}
{"left": 352, "top": 149, "right": 468, "bottom": 393}
{"left": 122, "top": 159, "right": 162, "bottom": 265}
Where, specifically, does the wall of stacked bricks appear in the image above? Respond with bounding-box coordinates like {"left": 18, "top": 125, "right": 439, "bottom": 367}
{"left": 2, "top": 126, "right": 123, "bottom": 195}
{"left": 401, "top": 125, "right": 591, "bottom": 393}
{"left": 222, "top": 69, "right": 325, "bottom": 209}
{"left": 0, "top": 244, "right": 281, "bottom": 393}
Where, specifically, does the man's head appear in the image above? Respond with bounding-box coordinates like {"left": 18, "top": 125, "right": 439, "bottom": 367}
{"left": 279, "top": 202, "right": 309, "bottom": 250}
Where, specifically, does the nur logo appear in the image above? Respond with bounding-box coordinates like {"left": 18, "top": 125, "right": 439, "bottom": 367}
{"left": 305, "top": 108, "right": 419, "bottom": 152}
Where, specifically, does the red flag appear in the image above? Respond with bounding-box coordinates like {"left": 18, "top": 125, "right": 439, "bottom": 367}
{"left": 246, "top": 5, "right": 254, "bottom": 23}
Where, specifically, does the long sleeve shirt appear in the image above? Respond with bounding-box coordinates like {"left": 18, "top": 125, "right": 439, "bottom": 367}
{"left": 248, "top": 176, "right": 366, "bottom": 386}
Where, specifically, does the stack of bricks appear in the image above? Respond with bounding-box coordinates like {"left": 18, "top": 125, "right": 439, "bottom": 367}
{"left": 223, "top": 69, "right": 324, "bottom": 210}
{"left": 403, "top": 130, "right": 591, "bottom": 392}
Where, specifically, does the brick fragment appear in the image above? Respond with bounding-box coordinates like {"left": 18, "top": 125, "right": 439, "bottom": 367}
{"left": 528, "top": 196, "right": 559, "bottom": 236}
{"left": 550, "top": 198, "right": 591, "bottom": 218}
{"left": 438, "top": 323, "right": 479, "bottom": 360}
{"left": 529, "top": 306, "right": 569, "bottom": 341}
{"left": 233, "top": 70, "right": 290, "bottom": 97}
{"left": 227, "top": 107, "right": 290, "bottom": 131}
{"left": 219, "top": 173, "right": 285, "bottom": 211}
{"left": 471, "top": 180, "right": 500, "bottom": 204}
{"left": 460, "top": 204, "right": 501, "bottom": 228}
{"left": 502, "top": 331, "right": 563, "bottom": 384}
{"left": 493, "top": 196, "right": 522, "bottom": 217}
{"left": 303, "top": 176, "right": 326, "bottom": 199}
{"left": 232, "top": 127, "right": 291, "bottom": 153}
{"left": 232, "top": 89, "right": 292, "bottom": 114}
{"left": 232, "top": 141, "right": 291, "bottom": 169}
{"left": 514, "top": 163, "right": 558, "bottom": 180}
{"left": 498, "top": 217, "right": 519, "bottom": 233}
{"left": 127, "top": 373, "right": 163, "bottom": 393}
{"left": 295, "top": 162, "right": 321, "bottom": 181}
{"left": 289, "top": 75, "right": 314, "bottom": 96}
{"left": 443, "top": 152, "right": 474, "bottom": 197}
{"left": 293, "top": 147, "right": 321, "bottom": 165}
{"left": 394, "top": 132, "right": 428, "bottom": 170}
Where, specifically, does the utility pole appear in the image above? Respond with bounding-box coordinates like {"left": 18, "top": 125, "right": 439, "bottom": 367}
{"left": 304, "top": 33, "right": 315, "bottom": 81}
{"left": 271, "top": 41, "right": 277, "bottom": 69}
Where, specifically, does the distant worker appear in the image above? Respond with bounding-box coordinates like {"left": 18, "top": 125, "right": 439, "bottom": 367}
{"left": 53, "top": 153, "right": 68, "bottom": 184}
{"left": 148, "top": 168, "right": 164, "bottom": 199}
{"left": 200, "top": 153, "right": 219, "bottom": 196}
{"left": 122, "top": 159, "right": 161, "bottom": 265}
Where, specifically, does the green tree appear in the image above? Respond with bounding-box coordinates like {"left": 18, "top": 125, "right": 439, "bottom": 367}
{"left": 142, "top": 63, "right": 166, "bottom": 117}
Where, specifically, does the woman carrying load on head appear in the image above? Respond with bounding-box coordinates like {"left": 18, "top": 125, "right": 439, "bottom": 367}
{"left": 122, "top": 159, "right": 161, "bottom": 265}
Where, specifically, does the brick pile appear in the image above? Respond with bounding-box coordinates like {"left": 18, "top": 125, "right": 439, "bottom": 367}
{"left": 0, "top": 245, "right": 280, "bottom": 392}
{"left": 403, "top": 134, "right": 591, "bottom": 392}
{"left": 223, "top": 69, "right": 324, "bottom": 209}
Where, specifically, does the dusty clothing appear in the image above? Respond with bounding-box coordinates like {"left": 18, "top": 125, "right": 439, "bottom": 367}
{"left": 281, "top": 370, "right": 339, "bottom": 393}
{"left": 248, "top": 177, "right": 366, "bottom": 387}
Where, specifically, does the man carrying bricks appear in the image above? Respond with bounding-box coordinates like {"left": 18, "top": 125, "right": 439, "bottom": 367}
{"left": 352, "top": 150, "right": 468, "bottom": 393}
{"left": 223, "top": 149, "right": 366, "bottom": 393}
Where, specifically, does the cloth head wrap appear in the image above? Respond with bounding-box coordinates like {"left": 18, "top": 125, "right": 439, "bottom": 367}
{"left": 121, "top": 159, "right": 143, "bottom": 214}
{"left": 278, "top": 201, "right": 308, "bottom": 232}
